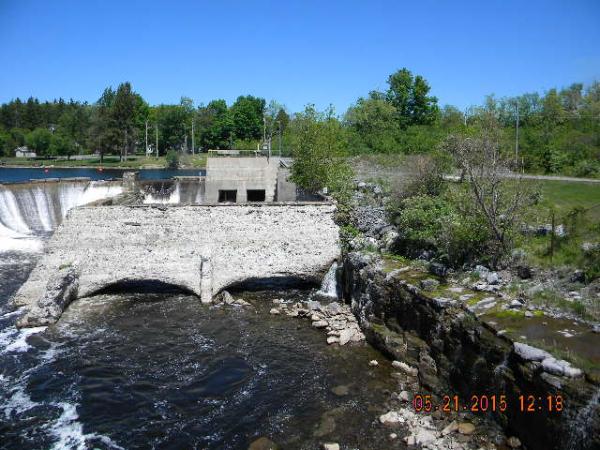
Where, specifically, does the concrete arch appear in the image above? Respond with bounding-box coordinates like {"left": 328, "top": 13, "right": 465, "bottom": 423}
{"left": 14, "top": 204, "right": 340, "bottom": 327}
{"left": 82, "top": 278, "right": 200, "bottom": 298}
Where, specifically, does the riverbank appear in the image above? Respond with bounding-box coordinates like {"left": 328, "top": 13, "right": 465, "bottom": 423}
{"left": 335, "top": 178, "right": 600, "bottom": 449}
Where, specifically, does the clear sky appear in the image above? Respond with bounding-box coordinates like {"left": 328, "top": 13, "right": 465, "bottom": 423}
{"left": 1, "top": 0, "right": 599, "bottom": 113}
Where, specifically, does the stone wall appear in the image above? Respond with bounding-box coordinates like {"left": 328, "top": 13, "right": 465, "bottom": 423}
{"left": 15, "top": 203, "right": 340, "bottom": 326}
{"left": 342, "top": 252, "right": 600, "bottom": 450}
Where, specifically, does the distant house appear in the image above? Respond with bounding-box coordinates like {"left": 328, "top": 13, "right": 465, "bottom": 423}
{"left": 15, "top": 147, "right": 37, "bottom": 158}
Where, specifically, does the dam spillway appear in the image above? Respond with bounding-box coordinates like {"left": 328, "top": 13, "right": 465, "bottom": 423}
{"left": 14, "top": 203, "right": 340, "bottom": 327}
{"left": 0, "top": 180, "right": 123, "bottom": 246}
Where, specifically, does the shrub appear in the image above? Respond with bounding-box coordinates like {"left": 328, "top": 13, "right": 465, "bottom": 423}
{"left": 165, "top": 150, "right": 179, "bottom": 168}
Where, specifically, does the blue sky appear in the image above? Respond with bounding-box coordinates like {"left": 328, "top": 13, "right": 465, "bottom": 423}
{"left": 1, "top": 0, "right": 599, "bottom": 113}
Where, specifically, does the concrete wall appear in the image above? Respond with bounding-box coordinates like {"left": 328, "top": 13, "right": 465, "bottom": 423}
{"left": 14, "top": 203, "right": 340, "bottom": 325}
{"left": 205, "top": 156, "right": 280, "bottom": 203}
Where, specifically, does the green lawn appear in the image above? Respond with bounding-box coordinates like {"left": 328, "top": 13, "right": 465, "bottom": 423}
{"left": 519, "top": 180, "right": 600, "bottom": 276}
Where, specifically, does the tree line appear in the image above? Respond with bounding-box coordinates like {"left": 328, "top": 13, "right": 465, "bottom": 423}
{"left": 1, "top": 70, "right": 598, "bottom": 177}
{"left": 0, "top": 83, "right": 290, "bottom": 161}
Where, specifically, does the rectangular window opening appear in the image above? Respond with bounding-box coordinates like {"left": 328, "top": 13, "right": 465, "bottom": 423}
{"left": 218, "top": 190, "right": 237, "bottom": 203}
{"left": 247, "top": 189, "right": 266, "bottom": 202}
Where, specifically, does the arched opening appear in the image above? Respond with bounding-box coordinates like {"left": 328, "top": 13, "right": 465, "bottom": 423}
{"left": 220, "top": 275, "right": 320, "bottom": 296}
{"left": 84, "top": 279, "right": 199, "bottom": 298}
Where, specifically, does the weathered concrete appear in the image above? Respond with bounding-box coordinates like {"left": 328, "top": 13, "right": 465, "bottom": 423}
{"left": 14, "top": 203, "right": 340, "bottom": 326}
{"left": 205, "top": 156, "right": 280, "bottom": 203}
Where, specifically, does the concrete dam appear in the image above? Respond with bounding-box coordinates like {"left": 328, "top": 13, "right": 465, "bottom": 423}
{"left": 5, "top": 156, "right": 341, "bottom": 327}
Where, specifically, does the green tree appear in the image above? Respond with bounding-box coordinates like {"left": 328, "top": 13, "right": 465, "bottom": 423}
{"left": 345, "top": 96, "right": 399, "bottom": 153}
{"left": 386, "top": 68, "right": 438, "bottom": 127}
{"left": 196, "top": 99, "right": 233, "bottom": 150}
{"left": 230, "top": 95, "right": 265, "bottom": 141}
{"left": 49, "top": 133, "right": 76, "bottom": 159}
{"left": 289, "top": 105, "right": 353, "bottom": 200}
{"left": 25, "top": 127, "right": 53, "bottom": 156}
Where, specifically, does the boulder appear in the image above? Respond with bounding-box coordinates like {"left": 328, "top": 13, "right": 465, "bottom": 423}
{"left": 514, "top": 343, "right": 551, "bottom": 362}
{"left": 379, "top": 411, "right": 404, "bottom": 424}
{"left": 458, "top": 422, "right": 475, "bottom": 435}
{"left": 420, "top": 278, "right": 440, "bottom": 291}
{"left": 248, "top": 437, "right": 279, "bottom": 450}
{"left": 429, "top": 262, "right": 448, "bottom": 277}
{"left": 17, "top": 265, "right": 79, "bottom": 328}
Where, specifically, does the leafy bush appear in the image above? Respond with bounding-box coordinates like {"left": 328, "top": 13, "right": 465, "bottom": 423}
{"left": 165, "top": 150, "right": 179, "bottom": 168}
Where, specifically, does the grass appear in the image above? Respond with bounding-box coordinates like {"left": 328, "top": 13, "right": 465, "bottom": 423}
{"left": 516, "top": 180, "right": 600, "bottom": 278}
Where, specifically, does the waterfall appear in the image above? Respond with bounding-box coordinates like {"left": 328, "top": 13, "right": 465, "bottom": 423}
{"left": 0, "top": 181, "right": 122, "bottom": 252}
{"left": 143, "top": 184, "right": 181, "bottom": 205}
{"left": 566, "top": 387, "right": 600, "bottom": 450}
{"left": 317, "top": 262, "right": 339, "bottom": 298}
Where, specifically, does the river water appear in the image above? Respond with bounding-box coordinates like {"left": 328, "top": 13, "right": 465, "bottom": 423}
{"left": 0, "top": 168, "right": 205, "bottom": 183}
{"left": 0, "top": 252, "right": 397, "bottom": 450}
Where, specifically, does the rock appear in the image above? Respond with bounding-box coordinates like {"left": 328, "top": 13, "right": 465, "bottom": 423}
{"left": 442, "top": 420, "right": 458, "bottom": 436}
{"left": 593, "top": 324, "right": 600, "bottom": 334}
{"left": 429, "top": 262, "right": 448, "bottom": 277}
{"left": 331, "top": 385, "right": 349, "bottom": 396}
{"left": 326, "top": 336, "right": 339, "bottom": 345}
{"left": 516, "top": 265, "right": 532, "bottom": 279}
{"left": 506, "top": 436, "right": 522, "bottom": 448}
{"left": 392, "top": 360, "right": 418, "bottom": 377}
{"left": 582, "top": 242, "right": 598, "bottom": 253}
{"left": 475, "top": 265, "right": 490, "bottom": 277}
{"left": 514, "top": 343, "right": 551, "bottom": 362}
{"left": 420, "top": 278, "right": 440, "bottom": 291}
{"left": 570, "top": 270, "right": 585, "bottom": 283}
{"left": 338, "top": 328, "right": 355, "bottom": 345}
{"left": 324, "top": 302, "right": 343, "bottom": 316}
{"left": 379, "top": 411, "right": 404, "bottom": 424}
{"left": 398, "top": 390, "right": 410, "bottom": 402}
{"left": 369, "top": 360, "right": 379, "bottom": 367}
{"left": 541, "top": 357, "right": 582, "bottom": 378}
{"left": 525, "top": 311, "right": 533, "bottom": 317}
{"left": 307, "top": 300, "right": 323, "bottom": 311}
{"left": 312, "top": 320, "right": 329, "bottom": 328}
{"left": 17, "top": 266, "right": 80, "bottom": 327}
{"left": 272, "top": 298, "right": 283, "bottom": 304}
{"left": 405, "top": 435, "right": 415, "bottom": 446}
{"left": 458, "top": 422, "right": 475, "bottom": 435}
{"left": 269, "top": 308, "right": 280, "bottom": 315}
{"left": 321, "top": 444, "right": 339, "bottom": 450}
{"left": 414, "top": 428, "right": 437, "bottom": 445}
{"left": 234, "top": 299, "right": 252, "bottom": 307}
{"left": 389, "top": 433, "right": 398, "bottom": 439}
{"left": 509, "top": 299, "right": 524, "bottom": 309}
{"left": 248, "top": 437, "right": 279, "bottom": 450}
{"left": 486, "top": 271, "right": 500, "bottom": 285}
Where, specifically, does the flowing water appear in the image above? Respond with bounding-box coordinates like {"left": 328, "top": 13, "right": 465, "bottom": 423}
{"left": 0, "top": 182, "right": 399, "bottom": 449}
{"left": 0, "top": 181, "right": 122, "bottom": 252}
{"left": 0, "top": 281, "right": 397, "bottom": 449}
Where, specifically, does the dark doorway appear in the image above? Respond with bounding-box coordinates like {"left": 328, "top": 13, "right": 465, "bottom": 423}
{"left": 218, "top": 190, "right": 237, "bottom": 202}
{"left": 247, "top": 189, "right": 266, "bottom": 202}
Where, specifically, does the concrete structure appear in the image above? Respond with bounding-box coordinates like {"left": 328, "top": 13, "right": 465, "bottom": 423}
{"left": 14, "top": 203, "right": 340, "bottom": 326}
{"left": 205, "top": 156, "right": 280, "bottom": 203}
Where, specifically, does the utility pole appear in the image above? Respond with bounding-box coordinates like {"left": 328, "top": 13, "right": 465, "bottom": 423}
{"left": 277, "top": 120, "right": 282, "bottom": 157}
{"left": 191, "top": 119, "right": 195, "bottom": 155}
{"left": 145, "top": 120, "right": 148, "bottom": 156}
{"left": 155, "top": 123, "right": 159, "bottom": 159}
{"left": 515, "top": 103, "right": 520, "bottom": 164}
{"left": 263, "top": 116, "right": 266, "bottom": 145}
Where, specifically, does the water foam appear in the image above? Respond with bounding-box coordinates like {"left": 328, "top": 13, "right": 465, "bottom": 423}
{"left": 0, "top": 325, "right": 47, "bottom": 354}
{"left": 48, "top": 402, "right": 124, "bottom": 450}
